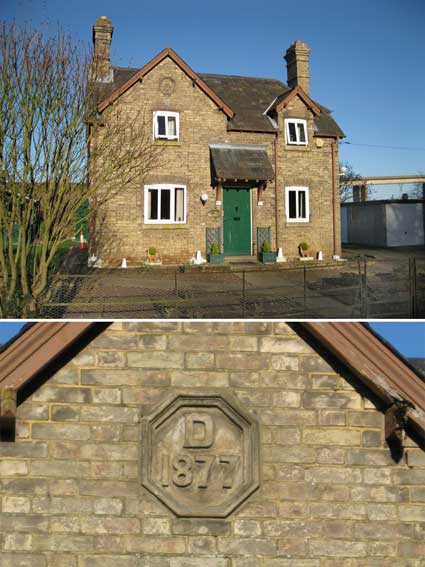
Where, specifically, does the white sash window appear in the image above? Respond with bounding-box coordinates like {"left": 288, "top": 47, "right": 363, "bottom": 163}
{"left": 285, "top": 119, "right": 308, "bottom": 145}
{"left": 153, "top": 111, "right": 179, "bottom": 140}
{"left": 144, "top": 184, "right": 187, "bottom": 224}
{"left": 285, "top": 186, "right": 310, "bottom": 222}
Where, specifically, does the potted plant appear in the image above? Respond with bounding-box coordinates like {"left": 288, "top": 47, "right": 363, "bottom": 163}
{"left": 207, "top": 242, "right": 224, "bottom": 264}
{"left": 298, "top": 241, "right": 313, "bottom": 261}
{"left": 145, "top": 246, "right": 162, "bottom": 265}
{"left": 260, "top": 240, "right": 276, "bottom": 263}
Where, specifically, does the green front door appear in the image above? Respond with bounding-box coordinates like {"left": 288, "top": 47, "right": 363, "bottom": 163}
{"left": 223, "top": 188, "right": 251, "bottom": 255}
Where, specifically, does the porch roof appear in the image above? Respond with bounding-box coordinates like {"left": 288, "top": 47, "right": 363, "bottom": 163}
{"left": 209, "top": 143, "right": 274, "bottom": 183}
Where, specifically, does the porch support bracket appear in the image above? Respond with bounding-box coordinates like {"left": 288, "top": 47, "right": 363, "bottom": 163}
{"left": 385, "top": 399, "right": 413, "bottom": 462}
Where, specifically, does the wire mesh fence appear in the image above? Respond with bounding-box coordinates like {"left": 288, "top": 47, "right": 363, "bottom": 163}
{"left": 37, "top": 256, "right": 425, "bottom": 319}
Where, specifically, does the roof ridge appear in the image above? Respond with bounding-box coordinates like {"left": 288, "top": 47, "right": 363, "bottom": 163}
{"left": 112, "top": 66, "right": 140, "bottom": 72}
{"left": 199, "top": 72, "right": 288, "bottom": 85}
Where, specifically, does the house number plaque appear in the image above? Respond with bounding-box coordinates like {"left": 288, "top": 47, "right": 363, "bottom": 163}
{"left": 141, "top": 393, "right": 260, "bottom": 517}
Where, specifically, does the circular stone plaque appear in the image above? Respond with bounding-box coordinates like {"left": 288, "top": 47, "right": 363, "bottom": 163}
{"left": 160, "top": 77, "right": 175, "bottom": 96}
{"left": 142, "top": 393, "right": 260, "bottom": 518}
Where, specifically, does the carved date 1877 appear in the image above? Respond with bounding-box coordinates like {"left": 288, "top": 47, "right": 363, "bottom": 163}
{"left": 142, "top": 394, "right": 260, "bottom": 518}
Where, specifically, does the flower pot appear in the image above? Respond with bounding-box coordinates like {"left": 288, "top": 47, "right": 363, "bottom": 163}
{"left": 259, "top": 251, "right": 276, "bottom": 264}
{"left": 208, "top": 253, "right": 225, "bottom": 264}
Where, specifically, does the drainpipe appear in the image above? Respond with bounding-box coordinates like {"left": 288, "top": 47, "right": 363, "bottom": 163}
{"left": 274, "top": 131, "right": 280, "bottom": 249}
{"left": 331, "top": 139, "right": 338, "bottom": 256}
{"left": 87, "top": 123, "right": 97, "bottom": 255}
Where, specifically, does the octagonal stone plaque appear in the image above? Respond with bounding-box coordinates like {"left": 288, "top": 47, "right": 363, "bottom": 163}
{"left": 141, "top": 393, "right": 260, "bottom": 518}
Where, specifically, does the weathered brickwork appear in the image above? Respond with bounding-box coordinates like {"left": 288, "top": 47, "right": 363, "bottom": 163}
{"left": 95, "top": 55, "right": 341, "bottom": 265}
{"left": 3, "top": 322, "right": 424, "bottom": 565}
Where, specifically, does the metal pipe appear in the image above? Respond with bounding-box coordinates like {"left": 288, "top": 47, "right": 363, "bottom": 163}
{"left": 274, "top": 131, "right": 280, "bottom": 249}
{"left": 331, "top": 140, "right": 338, "bottom": 256}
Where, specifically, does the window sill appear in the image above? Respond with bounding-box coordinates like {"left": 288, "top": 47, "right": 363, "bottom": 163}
{"left": 153, "top": 140, "right": 181, "bottom": 146}
{"left": 284, "top": 144, "right": 310, "bottom": 151}
{"left": 143, "top": 223, "right": 188, "bottom": 229}
{"left": 285, "top": 220, "right": 311, "bottom": 226}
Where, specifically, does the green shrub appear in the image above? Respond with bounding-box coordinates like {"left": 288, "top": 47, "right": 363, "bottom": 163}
{"left": 300, "top": 241, "right": 309, "bottom": 251}
{"left": 148, "top": 246, "right": 157, "bottom": 256}
{"left": 262, "top": 240, "right": 271, "bottom": 253}
{"left": 210, "top": 242, "right": 219, "bottom": 255}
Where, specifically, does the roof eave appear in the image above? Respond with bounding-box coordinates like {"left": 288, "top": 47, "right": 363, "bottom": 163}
{"left": 299, "top": 322, "right": 425, "bottom": 441}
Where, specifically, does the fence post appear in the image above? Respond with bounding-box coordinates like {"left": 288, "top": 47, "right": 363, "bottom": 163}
{"left": 409, "top": 257, "right": 417, "bottom": 318}
{"left": 413, "top": 257, "right": 417, "bottom": 318}
{"left": 303, "top": 265, "right": 307, "bottom": 316}
{"left": 357, "top": 258, "right": 363, "bottom": 318}
{"left": 242, "top": 270, "right": 246, "bottom": 318}
{"left": 362, "top": 256, "right": 368, "bottom": 318}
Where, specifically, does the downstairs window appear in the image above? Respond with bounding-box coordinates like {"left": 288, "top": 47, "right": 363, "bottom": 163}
{"left": 144, "top": 184, "right": 186, "bottom": 224}
{"left": 285, "top": 186, "right": 310, "bottom": 222}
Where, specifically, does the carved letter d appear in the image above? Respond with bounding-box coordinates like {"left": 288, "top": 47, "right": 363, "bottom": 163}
{"left": 183, "top": 413, "right": 214, "bottom": 448}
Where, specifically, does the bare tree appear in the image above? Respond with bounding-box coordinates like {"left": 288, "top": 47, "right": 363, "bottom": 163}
{"left": 0, "top": 20, "right": 163, "bottom": 317}
{"left": 406, "top": 173, "right": 424, "bottom": 199}
{"left": 339, "top": 161, "right": 366, "bottom": 203}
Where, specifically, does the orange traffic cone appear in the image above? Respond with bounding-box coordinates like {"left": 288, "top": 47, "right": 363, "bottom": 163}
{"left": 79, "top": 229, "right": 87, "bottom": 249}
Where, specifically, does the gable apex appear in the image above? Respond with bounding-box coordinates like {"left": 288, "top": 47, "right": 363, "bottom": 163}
{"left": 275, "top": 85, "right": 321, "bottom": 115}
{"left": 97, "top": 47, "right": 234, "bottom": 118}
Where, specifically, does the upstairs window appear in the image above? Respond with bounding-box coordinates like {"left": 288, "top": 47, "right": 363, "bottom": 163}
{"left": 153, "top": 111, "right": 179, "bottom": 140}
{"left": 285, "top": 186, "right": 309, "bottom": 222}
{"left": 144, "top": 184, "right": 186, "bottom": 224}
{"left": 285, "top": 118, "right": 308, "bottom": 145}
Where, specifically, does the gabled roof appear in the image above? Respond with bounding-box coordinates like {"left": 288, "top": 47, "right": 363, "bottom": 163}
{"left": 199, "top": 74, "right": 289, "bottom": 133}
{"left": 3, "top": 322, "right": 422, "bottom": 449}
{"left": 97, "top": 47, "right": 234, "bottom": 118}
{"left": 93, "top": 50, "right": 344, "bottom": 137}
{"left": 198, "top": 74, "right": 343, "bottom": 137}
{"left": 271, "top": 85, "right": 321, "bottom": 115}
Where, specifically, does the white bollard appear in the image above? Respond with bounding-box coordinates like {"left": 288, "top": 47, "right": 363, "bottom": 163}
{"left": 121, "top": 258, "right": 127, "bottom": 269}
{"left": 276, "top": 247, "right": 287, "bottom": 263}
{"left": 317, "top": 251, "right": 323, "bottom": 261}
{"left": 193, "top": 250, "right": 206, "bottom": 265}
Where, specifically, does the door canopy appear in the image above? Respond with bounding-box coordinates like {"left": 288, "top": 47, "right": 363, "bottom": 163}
{"left": 210, "top": 144, "right": 274, "bottom": 185}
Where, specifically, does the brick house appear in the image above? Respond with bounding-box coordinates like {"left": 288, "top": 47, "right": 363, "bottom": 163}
{"left": 1, "top": 321, "right": 425, "bottom": 564}
{"left": 91, "top": 16, "right": 344, "bottom": 265}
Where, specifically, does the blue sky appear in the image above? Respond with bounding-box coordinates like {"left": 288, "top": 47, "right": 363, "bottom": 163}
{"left": 2, "top": 0, "right": 424, "bottom": 199}
{"left": 0, "top": 322, "right": 424, "bottom": 358}
{"left": 369, "top": 323, "right": 425, "bottom": 358}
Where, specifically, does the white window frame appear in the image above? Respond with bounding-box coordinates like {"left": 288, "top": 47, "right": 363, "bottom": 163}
{"left": 285, "top": 118, "right": 308, "bottom": 146}
{"left": 144, "top": 184, "right": 187, "bottom": 224}
{"left": 285, "top": 186, "right": 310, "bottom": 223}
{"left": 153, "top": 111, "right": 180, "bottom": 140}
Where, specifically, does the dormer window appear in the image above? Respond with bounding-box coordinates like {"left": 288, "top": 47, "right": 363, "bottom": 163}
{"left": 285, "top": 118, "right": 307, "bottom": 145}
{"left": 153, "top": 111, "right": 179, "bottom": 140}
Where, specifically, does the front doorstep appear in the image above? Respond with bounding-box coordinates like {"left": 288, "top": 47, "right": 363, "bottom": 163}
{"left": 225, "top": 255, "right": 259, "bottom": 264}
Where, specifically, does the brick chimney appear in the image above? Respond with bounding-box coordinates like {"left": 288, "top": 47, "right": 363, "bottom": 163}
{"left": 93, "top": 16, "right": 113, "bottom": 81}
{"left": 284, "top": 40, "right": 311, "bottom": 95}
